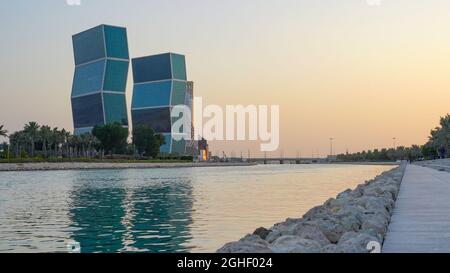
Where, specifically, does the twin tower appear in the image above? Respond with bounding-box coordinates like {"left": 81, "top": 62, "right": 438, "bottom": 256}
{"left": 70, "top": 24, "right": 193, "bottom": 154}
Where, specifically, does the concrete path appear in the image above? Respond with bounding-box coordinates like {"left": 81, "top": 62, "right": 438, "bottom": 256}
{"left": 383, "top": 165, "right": 450, "bottom": 253}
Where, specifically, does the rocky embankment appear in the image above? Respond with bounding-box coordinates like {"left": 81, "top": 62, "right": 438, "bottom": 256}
{"left": 217, "top": 165, "right": 405, "bottom": 253}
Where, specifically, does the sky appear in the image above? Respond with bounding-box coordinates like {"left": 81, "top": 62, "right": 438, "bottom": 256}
{"left": 1, "top": 0, "right": 449, "bottom": 157}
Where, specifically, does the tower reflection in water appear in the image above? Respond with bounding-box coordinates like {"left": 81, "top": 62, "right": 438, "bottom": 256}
{"left": 67, "top": 169, "right": 194, "bottom": 253}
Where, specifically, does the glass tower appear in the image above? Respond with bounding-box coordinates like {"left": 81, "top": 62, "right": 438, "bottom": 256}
{"left": 71, "top": 25, "right": 130, "bottom": 135}
{"left": 131, "top": 53, "right": 191, "bottom": 154}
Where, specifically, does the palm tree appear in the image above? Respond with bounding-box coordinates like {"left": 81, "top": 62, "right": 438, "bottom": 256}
{"left": 80, "top": 133, "right": 98, "bottom": 158}
{"left": 9, "top": 131, "right": 28, "bottom": 157}
{"left": 0, "top": 125, "right": 7, "bottom": 138}
{"left": 0, "top": 126, "right": 9, "bottom": 159}
{"left": 69, "top": 135, "right": 81, "bottom": 157}
{"left": 61, "top": 129, "right": 71, "bottom": 157}
{"left": 40, "top": 125, "right": 52, "bottom": 158}
{"left": 23, "top": 122, "right": 40, "bottom": 157}
{"left": 80, "top": 133, "right": 89, "bottom": 157}
{"left": 51, "top": 127, "right": 65, "bottom": 157}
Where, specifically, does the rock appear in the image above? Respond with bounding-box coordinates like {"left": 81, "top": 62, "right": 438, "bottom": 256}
{"left": 253, "top": 227, "right": 271, "bottom": 240}
{"left": 337, "top": 231, "right": 359, "bottom": 245}
{"left": 291, "top": 222, "right": 330, "bottom": 247}
{"left": 336, "top": 189, "right": 353, "bottom": 200}
{"left": 265, "top": 230, "right": 283, "bottom": 244}
{"left": 335, "top": 205, "right": 365, "bottom": 231}
{"left": 321, "top": 244, "right": 338, "bottom": 253}
{"left": 270, "top": 236, "right": 322, "bottom": 253}
{"left": 337, "top": 187, "right": 363, "bottom": 200}
{"left": 303, "top": 205, "right": 331, "bottom": 220}
{"left": 265, "top": 218, "right": 303, "bottom": 243}
{"left": 314, "top": 218, "right": 346, "bottom": 243}
{"left": 361, "top": 218, "right": 388, "bottom": 238}
{"left": 336, "top": 233, "right": 380, "bottom": 253}
{"left": 217, "top": 235, "right": 273, "bottom": 253}
{"left": 358, "top": 196, "right": 391, "bottom": 215}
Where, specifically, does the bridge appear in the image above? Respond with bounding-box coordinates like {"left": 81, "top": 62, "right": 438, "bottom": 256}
{"left": 227, "top": 157, "right": 328, "bottom": 165}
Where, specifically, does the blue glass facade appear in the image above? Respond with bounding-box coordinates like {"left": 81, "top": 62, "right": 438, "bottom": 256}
{"left": 71, "top": 25, "right": 130, "bottom": 135}
{"left": 131, "top": 53, "right": 191, "bottom": 154}
{"left": 72, "top": 93, "right": 104, "bottom": 129}
{"left": 131, "top": 107, "right": 172, "bottom": 133}
{"left": 131, "top": 81, "right": 172, "bottom": 109}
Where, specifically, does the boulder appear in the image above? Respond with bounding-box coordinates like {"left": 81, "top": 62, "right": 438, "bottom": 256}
{"left": 291, "top": 222, "right": 331, "bottom": 247}
{"left": 336, "top": 233, "right": 380, "bottom": 253}
{"left": 303, "top": 205, "right": 331, "bottom": 220}
{"left": 337, "top": 231, "right": 359, "bottom": 244}
{"left": 270, "top": 236, "right": 322, "bottom": 253}
{"left": 361, "top": 218, "right": 388, "bottom": 238}
{"left": 321, "top": 244, "right": 338, "bottom": 253}
{"left": 253, "top": 227, "right": 272, "bottom": 240}
{"left": 313, "top": 218, "right": 346, "bottom": 243}
{"left": 217, "top": 235, "right": 273, "bottom": 253}
{"left": 265, "top": 230, "right": 283, "bottom": 244}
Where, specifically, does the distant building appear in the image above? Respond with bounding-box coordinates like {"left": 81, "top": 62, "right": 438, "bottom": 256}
{"left": 131, "top": 53, "right": 191, "bottom": 154}
{"left": 198, "top": 138, "right": 209, "bottom": 161}
{"left": 71, "top": 25, "right": 130, "bottom": 135}
{"left": 327, "top": 155, "right": 337, "bottom": 162}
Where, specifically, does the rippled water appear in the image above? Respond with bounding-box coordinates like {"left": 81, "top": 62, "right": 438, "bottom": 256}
{"left": 0, "top": 164, "right": 393, "bottom": 253}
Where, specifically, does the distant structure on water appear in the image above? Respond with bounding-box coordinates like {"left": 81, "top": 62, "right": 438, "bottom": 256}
{"left": 71, "top": 25, "right": 130, "bottom": 135}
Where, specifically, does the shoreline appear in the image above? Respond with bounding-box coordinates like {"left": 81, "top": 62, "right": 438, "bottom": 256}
{"left": 0, "top": 162, "right": 258, "bottom": 172}
{"left": 218, "top": 164, "right": 406, "bottom": 253}
{"left": 0, "top": 161, "right": 399, "bottom": 172}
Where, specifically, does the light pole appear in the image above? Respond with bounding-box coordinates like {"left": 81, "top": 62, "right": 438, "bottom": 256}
{"left": 329, "top": 138, "right": 334, "bottom": 157}
{"left": 392, "top": 137, "right": 397, "bottom": 150}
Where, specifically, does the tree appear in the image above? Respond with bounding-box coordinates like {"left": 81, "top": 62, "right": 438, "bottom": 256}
{"left": 427, "top": 114, "right": 450, "bottom": 158}
{"left": 0, "top": 125, "right": 7, "bottom": 138}
{"left": 132, "top": 125, "right": 166, "bottom": 158}
{"left": 40, "top": 125, "right": 52, "bottom": 157}
{"left": 92, "top": 123, "right": 129, "bottom": 155}
{"left": 61, "top": 129, "right": 71, "bottom": 157}
{"left": 23, "top": 122, "right": 40, "bottom": 157}
{"left": 78, "top": 133, "right": 98, "bottom": 158}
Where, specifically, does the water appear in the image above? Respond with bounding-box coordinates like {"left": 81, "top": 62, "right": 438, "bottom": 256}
{"left": 0, "top": 164, "right": 393, "bottom": 253}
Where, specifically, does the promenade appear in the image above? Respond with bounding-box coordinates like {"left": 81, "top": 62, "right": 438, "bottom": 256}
{"left": 383, "top": 164, "right": 450, "bottom": 253}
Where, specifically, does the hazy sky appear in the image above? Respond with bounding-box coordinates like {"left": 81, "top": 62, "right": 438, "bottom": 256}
{"left": 1, "top": 0, "right": 449, "bottom": 157}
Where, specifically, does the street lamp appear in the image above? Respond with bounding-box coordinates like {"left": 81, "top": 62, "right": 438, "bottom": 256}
{"left": 329, "top": 138, "right": 334, "bottom": 156}
{"left": 392, "top": 137, "right": 397, "bottom": 150}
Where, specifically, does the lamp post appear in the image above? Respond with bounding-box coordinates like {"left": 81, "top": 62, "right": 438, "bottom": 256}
{"left": 329, "top": 138, "right": 334, "bottom": 157}
{"left": 393, "top": 137, "right": 397, "bottom": 150}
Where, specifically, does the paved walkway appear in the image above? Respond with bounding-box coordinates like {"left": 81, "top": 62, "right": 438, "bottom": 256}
{"left": 383, "top": 165, "right": 450, "bottom": 253}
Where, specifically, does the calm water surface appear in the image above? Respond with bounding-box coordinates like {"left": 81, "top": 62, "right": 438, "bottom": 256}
{"left": 0, "top": 164, "right": 393, "bottom": 253}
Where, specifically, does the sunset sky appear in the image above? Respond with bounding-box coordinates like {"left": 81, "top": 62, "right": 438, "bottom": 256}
{"left": 1, "top": 0, "right": 449, "bottom": 157}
